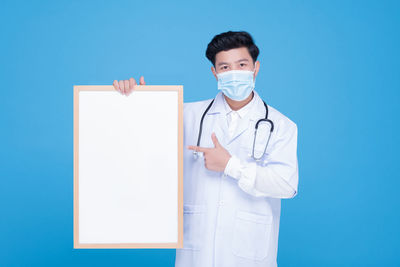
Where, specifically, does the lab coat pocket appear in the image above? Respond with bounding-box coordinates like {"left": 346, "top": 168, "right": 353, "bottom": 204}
{"left": 183, "top": 204, "right": 205, "bottom": 250}
{"left": 231, "top": 210, "right": 273, "bottom": 261}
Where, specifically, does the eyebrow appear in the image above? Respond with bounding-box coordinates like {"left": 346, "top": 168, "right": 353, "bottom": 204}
{"left": 217, "top": 58, "right": 249, "bottom": 66}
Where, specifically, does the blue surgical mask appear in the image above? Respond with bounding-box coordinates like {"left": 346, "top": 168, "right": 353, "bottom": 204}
{"left": 216, "top": 67, "right": 256, "bottom": 101}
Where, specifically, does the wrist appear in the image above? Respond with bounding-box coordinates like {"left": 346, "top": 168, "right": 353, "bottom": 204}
{"left": 224, "top": 154, "right": 241, "bottom": 179}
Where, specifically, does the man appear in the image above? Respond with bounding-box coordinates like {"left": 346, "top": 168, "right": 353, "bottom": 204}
{"left": 113, "top": 31, "right": 298, "bottom": 267}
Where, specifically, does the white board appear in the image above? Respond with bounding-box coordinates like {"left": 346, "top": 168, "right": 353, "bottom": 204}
{"left": 73, "top": 85, "right": 183, "bottom": 248}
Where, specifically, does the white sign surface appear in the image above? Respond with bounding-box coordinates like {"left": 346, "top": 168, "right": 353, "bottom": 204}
{"left": 73, "top": 85, "right": 183, "bottom": 249}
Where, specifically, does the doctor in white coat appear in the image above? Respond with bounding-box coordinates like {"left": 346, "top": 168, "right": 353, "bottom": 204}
{"left": 113, "top": 31, "right": 298, "bottom": 267}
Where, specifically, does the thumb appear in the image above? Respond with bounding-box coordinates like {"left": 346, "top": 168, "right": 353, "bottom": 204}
{"left": 211, "top": 132, "right": 220, "bottom": 148}
{"left": 139, "top": 76, "right": 146, "bottom": 85}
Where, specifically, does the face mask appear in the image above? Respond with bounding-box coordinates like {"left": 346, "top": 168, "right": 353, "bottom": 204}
{"left": 216, "top": 66, "right": 256, "bottom": 101}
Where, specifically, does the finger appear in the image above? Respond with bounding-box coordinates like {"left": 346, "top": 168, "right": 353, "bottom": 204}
{"left": 119, "top": 80, "right": 125, "bottom": 94}
{"left": 129, "top": 77, "right": 137, "bottom": 90}
{"left": 139, "top": 76, "right": 146, "bottom": 85}
{"left": 113, "top": 80, "right": 121, "bottom": 93}
{"left": 127, "top": 77, "right": 137, "bottom": 95}
{"left": 211, "top": 132, "right": 220, "bottom": 148}
{"left": 124, "top": 80, "right": 129, "bottom": 95}
{"left": 187, "top": 145, "right": 209, "bottom": 153}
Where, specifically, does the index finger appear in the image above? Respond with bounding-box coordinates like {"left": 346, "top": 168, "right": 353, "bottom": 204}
{"left": 187, "top": 145, "right": 210, "bottom": 153}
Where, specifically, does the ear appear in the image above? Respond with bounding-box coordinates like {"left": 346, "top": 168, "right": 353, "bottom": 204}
{"left": 211, "top": 66, "right": 218, "bottom": 81}
{"left": 253, "top": 61, "right": 260, "bottom": 80}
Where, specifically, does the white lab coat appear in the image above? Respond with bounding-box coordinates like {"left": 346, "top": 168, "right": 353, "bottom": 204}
{"left": 175, "top": 90, "right": 299, "bottom": 267}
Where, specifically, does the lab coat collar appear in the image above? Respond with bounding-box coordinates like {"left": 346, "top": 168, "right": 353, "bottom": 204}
{"left": 222, "top": 91, "right": 256, "bottom": 119}
{"left": 206, "top": 90, "right": 266, "bottom": 145}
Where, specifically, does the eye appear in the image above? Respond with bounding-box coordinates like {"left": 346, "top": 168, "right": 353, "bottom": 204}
{"left": 221, "top": 66, "right": 228, "bottom": 70}
{"left": 240, "top": 63, "right": 246, "bottom": 67}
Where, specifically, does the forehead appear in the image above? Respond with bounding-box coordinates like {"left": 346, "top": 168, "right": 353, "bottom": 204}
{"left": 215, "top": 47, "right": 253, "bottom": 64}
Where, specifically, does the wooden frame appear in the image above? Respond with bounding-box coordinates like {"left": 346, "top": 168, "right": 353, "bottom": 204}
{"left": 73, "top": 85, "right": 183, "bottom": 249}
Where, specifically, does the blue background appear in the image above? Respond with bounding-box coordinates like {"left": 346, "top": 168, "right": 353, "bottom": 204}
{"left": 1, "top": 0, "right": 399, "bottom": 266}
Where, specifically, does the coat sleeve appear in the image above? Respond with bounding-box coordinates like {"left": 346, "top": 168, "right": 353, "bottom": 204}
{"left": 224, "top": 120, "right": 299, "bottom": 199}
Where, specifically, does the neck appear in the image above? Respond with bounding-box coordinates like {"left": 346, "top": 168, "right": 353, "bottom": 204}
{"left": 224, "top": 91, "right": 254, "bottom": 111}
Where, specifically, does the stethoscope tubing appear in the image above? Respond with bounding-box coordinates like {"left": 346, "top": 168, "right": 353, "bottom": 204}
{"left": 194, "top": 96, "right": 274, "bottom": 161}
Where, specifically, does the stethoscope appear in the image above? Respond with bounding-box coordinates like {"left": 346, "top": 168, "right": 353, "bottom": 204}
{"left": 193, "top": 97, "right": 274, "bottom": 161}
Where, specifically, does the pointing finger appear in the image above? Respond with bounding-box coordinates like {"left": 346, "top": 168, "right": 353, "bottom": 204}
{"left": 187, "top": 145, "right": 209, "bottom": 153}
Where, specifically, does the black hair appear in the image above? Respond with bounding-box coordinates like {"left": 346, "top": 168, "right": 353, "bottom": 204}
{"left": 205, "top": 31, "right": 259, "bottom": 67}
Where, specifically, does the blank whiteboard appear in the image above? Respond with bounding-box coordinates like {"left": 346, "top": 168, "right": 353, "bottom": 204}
{"left": 73, "top": 85, "right": 183, "bottom": 249}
